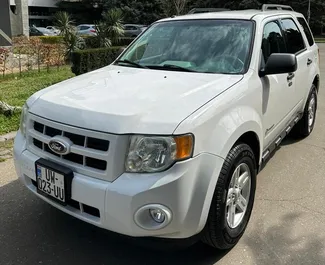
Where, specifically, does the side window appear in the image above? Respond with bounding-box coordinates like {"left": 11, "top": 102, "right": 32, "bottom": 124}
{"left": 262, "top": 21, "right": 286, "bottom": 62}
{"left": 281, "top": 19, "right": 305, "bottom": 54}
{"left": 297, "top": 17, "right": 314, "bottom": 46}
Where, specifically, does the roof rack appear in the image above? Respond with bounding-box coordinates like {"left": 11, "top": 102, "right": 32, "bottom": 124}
{"left": 262, "top": 4, "right": 294, "bottom": 11}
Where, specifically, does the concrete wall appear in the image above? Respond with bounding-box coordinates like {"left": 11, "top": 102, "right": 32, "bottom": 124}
{"left": 10, "top": 0, "right": 29, "bottom": 37}
{"left": 0, "top": 0, "right": 12, "bottom": 46}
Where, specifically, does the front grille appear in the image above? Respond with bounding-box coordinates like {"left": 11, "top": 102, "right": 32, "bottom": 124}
{"left": 26, "top": 113, "right": 128, "bottom": 182}
{"left": 30, "top": 120, "right": 110, "bottom": 172}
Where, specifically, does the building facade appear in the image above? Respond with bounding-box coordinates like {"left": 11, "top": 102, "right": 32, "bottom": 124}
{"left": 10, "top": 0, "right": 59, "bottom": 27}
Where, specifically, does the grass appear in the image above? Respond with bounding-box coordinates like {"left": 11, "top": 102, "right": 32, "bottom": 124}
{"left": 315, "top": 38, "right": 325, "bottom": 43}
{"left": 0, "top": 66, "right": 75, "bottom": 134}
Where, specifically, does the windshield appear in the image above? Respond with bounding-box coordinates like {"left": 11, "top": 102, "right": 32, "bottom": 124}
{"left": 117, "top": 20, "right": 254, "bottom": 74}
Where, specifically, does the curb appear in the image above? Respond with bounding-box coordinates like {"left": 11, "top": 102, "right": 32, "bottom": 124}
{"left": 0, "top": 131, "right": 17, "bottom": 142}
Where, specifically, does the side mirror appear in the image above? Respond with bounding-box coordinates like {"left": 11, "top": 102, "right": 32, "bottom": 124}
{"left": 259, "top": 53, "right": 297, "bottom": 77}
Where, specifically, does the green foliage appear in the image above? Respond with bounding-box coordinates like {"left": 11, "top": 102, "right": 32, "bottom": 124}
{"left": 71, "top": 47, "right": 123, "bottom": 75}
{"left": 53, "top": 11, "right": 85, "bottom": 59}
{"left": 94, "top": 8, "right": 125, "bottom": 48}
{"left": 84, "top": 36, "right": 135, "bottom": 48}
{"left": 54, "top": 11, "right": 75, "bottom": 36}
{"left": 103, "top": 0, "right": 164, "bottom": 24}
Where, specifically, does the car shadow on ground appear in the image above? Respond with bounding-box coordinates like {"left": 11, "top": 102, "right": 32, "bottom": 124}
{"left": 244, "top": 212, "right": 325, "bottom": 265}
{"left": 0, "top": 179, "right": 229, "bottom": 265}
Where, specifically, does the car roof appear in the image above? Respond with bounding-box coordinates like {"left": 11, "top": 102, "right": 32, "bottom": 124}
{"left": 124, "top": 24, "right": 145, "bottom": 27}
{"left": 158, "top": 9, "right": 303, "bottom": 22}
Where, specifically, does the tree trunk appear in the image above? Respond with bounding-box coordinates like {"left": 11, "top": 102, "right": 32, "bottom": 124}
{"left": 0, "top": 101, "right": 22, "bottom": 116}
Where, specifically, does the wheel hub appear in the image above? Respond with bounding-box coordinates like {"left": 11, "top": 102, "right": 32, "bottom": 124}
{"left": 226, "top": 163, "right": 251, "bottom": 229}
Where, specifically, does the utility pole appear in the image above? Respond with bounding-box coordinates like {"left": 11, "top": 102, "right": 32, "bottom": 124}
{"left": 307, "top": 0, "right": 311, "bottom": 24}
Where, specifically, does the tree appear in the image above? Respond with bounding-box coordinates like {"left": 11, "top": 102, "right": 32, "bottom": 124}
{"left": 162, "top": 0, "right": 189, "bottom": 16}
{"left": 102, "top": 0, "right": 164, "bottom": 24}
{"left": 53, "top": 11, "right": 85, "bottom": 59}
{"left": 95, "top": 8, "right": 125, "bottom": 47}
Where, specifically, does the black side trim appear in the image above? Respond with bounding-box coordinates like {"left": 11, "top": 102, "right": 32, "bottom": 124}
{"left": 259, "top": 112, "right": 303, "bottom": 171}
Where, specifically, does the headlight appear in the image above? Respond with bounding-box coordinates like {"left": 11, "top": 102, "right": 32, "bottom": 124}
{"left": 20, "top": 104, "right": 29, "bottom": 137}
{"left": 125, "top": 134, "right": 194, "bottom": 173}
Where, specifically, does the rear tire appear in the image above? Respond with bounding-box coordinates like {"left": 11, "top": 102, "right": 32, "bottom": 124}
{"left": 201, "top": 143, "right": 257, "bottom": 249}
{"left": 292, "top": 85, "right": 317, "bottom": 138}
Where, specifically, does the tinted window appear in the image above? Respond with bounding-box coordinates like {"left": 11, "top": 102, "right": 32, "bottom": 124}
{"left": 281, "top": 19, "right": 305, "bottom": 54}
{"left": 79, "top": 26, "right": 90, "bottom": 30}
{"left": 262, "top": 21, "right": 286, "bottom": 62}
{"left": 120, "top": 20, "right": 254, "bottom": 74}
{"left": 297, "top": 17, "right": 314, "bottom": 46}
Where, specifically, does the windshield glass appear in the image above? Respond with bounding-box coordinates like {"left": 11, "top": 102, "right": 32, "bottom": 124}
{"left": 117, "top": 20, "right": 254, "bottom": 74}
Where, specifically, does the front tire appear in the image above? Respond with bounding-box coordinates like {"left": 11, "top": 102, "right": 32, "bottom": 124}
{"left": 201, "top": 143, "right": 257, "bottom": 249}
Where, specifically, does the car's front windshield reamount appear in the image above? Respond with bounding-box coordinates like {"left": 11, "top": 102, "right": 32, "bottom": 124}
{"left": 118, "top": 19, "right": 254, "bottom": 74}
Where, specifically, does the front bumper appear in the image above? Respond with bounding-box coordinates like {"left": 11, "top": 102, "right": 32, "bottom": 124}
{"left": 14, "top": 131, "right": 224, "bottom": 239}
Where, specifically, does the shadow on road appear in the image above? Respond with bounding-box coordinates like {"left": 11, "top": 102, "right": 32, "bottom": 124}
{"left": 244, "top": 213, "right": 325, "bottom": 265}
{"left": 0, "top": 179, "right": 228, "bottom": 265}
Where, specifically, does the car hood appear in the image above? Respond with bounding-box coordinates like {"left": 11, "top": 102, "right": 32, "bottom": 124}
{"left": 29, "top": 65, "right": 243, "bottom": 134}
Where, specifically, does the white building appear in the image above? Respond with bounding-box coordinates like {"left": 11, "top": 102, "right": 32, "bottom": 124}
{"left": 10, "top": 0, "right": 59, "bottom": 27}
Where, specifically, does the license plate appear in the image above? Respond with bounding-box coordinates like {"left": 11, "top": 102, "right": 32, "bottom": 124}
{"left": 35, "top": 159, "right": 73, "bottom": 205}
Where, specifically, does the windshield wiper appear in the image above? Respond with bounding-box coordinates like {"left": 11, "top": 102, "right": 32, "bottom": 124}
{"left": 147, "top": 64, "right": 198, "bottom": 72}
{"left": 115, "top": 59, "right": 148, "bottom": 69}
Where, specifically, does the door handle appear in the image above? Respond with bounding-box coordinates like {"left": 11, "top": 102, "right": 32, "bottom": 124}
{"left": 307, "top": 58, "right": 313, "bottom": 66}
{"left": 287, "top": 73, "right": 295, "bottom": 81}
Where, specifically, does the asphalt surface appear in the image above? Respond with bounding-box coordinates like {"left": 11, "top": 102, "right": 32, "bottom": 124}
{"left": 1, "top": 45, "right": 325, "bottom": 265}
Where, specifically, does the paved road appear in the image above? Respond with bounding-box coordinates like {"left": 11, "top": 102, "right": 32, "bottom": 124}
{"left": 1, "top": 45, "right": 325, "bottom": 265}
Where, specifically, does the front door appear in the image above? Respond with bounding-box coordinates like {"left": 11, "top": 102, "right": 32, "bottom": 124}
{"left": 260, "top": 19, "right": 296, "bottom": 148}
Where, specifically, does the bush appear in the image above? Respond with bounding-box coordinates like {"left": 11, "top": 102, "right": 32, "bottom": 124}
{"left": 39, "top": 36, "right": 64, "bottom": 44}
{"left": 114, "top": 37, "right": 136, "bottom": 47}
{"left": 71, "top": 46, "right": 123, "bottom": 75}
{"left": 84, "top": 36, "right": 135, "bottom": 49}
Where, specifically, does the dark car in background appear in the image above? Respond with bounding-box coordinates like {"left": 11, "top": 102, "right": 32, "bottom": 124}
{"left": 123, "top": 24, "right": 147, "bottom": 37}
{"left": 29, "top": 27, "right": 44, "bottom": 36}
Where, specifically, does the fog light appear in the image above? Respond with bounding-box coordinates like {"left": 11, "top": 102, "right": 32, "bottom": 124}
{"left": 134, "top": 204, "right": 172, "bottom": 230}
{"left": 149, "top": 208, "right": 166, "bottom": 223}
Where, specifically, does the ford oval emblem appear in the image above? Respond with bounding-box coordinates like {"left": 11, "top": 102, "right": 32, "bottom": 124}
{"left": 49, "top": 140, "right": 68, "bottom": 155}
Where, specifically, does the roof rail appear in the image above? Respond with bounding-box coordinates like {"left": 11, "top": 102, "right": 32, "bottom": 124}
{"left": 262, "top": 4, "right": 294, "bottom": 11}
{"left": 187, "top": 8, "right": 230, "bottom": 14}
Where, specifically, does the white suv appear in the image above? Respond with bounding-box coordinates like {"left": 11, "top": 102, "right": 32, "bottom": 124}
{"left": 14, "top": 5, "right": 320, "bottom": 249}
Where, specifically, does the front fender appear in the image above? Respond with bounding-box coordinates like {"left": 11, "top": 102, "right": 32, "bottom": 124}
{"left": 174, "top": 76, "right": 264, "bottom": 164}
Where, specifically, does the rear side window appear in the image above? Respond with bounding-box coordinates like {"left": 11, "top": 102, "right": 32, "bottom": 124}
{"left": 281, "top": 19, "right": 305, "bottom": 54}
{"left": 297, "top": 17, "right": 315, "bottom": 46}
{"left": 262, "top": 21, "right": 286, "bottom": 62}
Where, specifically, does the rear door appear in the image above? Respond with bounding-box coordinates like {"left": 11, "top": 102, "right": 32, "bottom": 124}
{"left": 279, "top": 17, "right": 312, "bottom": 110}
{"left": 296, "top": 16, "right": 319, "bottom": 100}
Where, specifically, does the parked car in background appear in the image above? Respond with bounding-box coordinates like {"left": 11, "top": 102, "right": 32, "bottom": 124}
{"left": 124, "top": 24, "right": 147, "bottom": 37}
{"left": 29, "top": 27, "right": 45, "bottom": 36}
{"left": 76, "top": 24, "right": 96, "bottom": 36}
{"left": 34, "top": 27, "right": 56, "bottom": 36}
{"left": 46, "top": 26, "right": 61, "bottom": 35}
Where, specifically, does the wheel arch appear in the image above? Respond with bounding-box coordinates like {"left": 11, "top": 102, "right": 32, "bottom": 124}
{"left": 313, "top": 74, "right": 320, "bottom": 93}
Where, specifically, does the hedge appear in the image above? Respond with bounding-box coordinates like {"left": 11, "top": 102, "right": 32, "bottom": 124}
{"left": 71, "top": 46, "right": 124, "bottom": 75}
{"left": 39, "top": 36, "right": 64, "bottom": 44}
{"left": 84, "top": 36, "right": 135, "bottom": 49}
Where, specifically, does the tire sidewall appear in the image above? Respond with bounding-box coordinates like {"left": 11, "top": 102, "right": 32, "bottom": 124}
{"left": 305, "top": 85, "right": 318, "bottom": 134}
{"left": 221, "top": 146, "right": 257, "bottom": 242}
